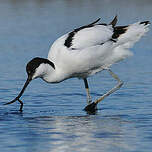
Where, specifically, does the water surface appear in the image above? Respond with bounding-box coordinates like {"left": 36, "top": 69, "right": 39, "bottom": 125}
{"left": 0, "top": 0, "right": 152, "bottom": 152}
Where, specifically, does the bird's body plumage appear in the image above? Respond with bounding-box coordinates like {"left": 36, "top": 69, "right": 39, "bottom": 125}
{"left": 46, "top": 19, "right": 149, "bottom": 83}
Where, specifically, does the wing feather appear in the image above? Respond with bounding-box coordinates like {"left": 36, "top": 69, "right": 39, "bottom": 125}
{"left": 64, "top": 18, "right": 101, "bottom": 48}
{"left": 64, "top": 17, "right": 118, "bottom": 50}
{"left": 70, "top": 25, "right": 113, "bottom": 50}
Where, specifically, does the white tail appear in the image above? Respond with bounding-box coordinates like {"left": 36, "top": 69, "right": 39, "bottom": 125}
{"left": 105, "top": 21, "right": 150, "bottom": 67}
{"left": 115, "top": 21, "right": 150, "bottom": 48}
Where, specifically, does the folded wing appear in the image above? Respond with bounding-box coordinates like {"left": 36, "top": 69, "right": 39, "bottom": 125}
{"left": 64, "top": 16, "right": 117, "bottom": 50}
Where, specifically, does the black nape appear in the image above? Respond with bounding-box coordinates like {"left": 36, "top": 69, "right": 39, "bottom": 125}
{"left": 26, "top": 57, "right": 55, "bottom": 76}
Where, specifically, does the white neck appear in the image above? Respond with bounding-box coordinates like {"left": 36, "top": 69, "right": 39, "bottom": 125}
{"left": 34, "top": 63, "right": 66, "bottom": 83}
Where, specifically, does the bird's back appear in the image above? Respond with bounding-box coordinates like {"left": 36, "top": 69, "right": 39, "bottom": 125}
{"left": 47, "top": 18, "right": 150, "bottom": 79}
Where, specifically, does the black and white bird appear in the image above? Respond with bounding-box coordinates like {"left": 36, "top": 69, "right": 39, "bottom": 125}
{"left": 5, "top": 16, "right": 150, "bottom": 112}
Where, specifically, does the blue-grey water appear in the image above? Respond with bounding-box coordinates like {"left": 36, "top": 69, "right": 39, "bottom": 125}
{"left": 0, "top": 0, "right": 152, "bottom": 152}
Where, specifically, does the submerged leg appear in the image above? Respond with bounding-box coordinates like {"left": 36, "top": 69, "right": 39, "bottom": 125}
{"left": 83, "top": 78, "right": 92, "bottom": 104}
{"left": 84, "top": 69, "right": 123, "bottom": 112}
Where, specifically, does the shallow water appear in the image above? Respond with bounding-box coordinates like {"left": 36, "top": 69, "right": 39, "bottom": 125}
{"left": 0, "top": 0, "right": 152, "bottom": 152}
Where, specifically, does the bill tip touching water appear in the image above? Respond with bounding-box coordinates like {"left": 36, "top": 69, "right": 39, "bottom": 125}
{"left": 4, "top": 16, "right": 150, "bottom": 113}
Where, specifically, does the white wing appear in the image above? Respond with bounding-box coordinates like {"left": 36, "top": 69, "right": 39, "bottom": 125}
{"left": 48, "top": 17, "right": 117, "bottom": 63}
{"left": 49, "top": 17, "right": 117, "bottom": 56}
{"left": 65, "top": 24, "right": 113, "bottom": 50}
{"left": 63, "top": 17, "right": 117, "bottom": 50}
{"left": 48, "top": 18, "right": 150, "bottom": 77}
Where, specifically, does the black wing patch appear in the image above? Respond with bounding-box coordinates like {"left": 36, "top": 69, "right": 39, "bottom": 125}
{"left": 112, "top": 26, "right": 128, "bottom": 40}
{"left": 64, "top": 18, "right": 101, "bottom": 48}
{"left": 112, "top": 20, "right": 150, "bottom": 40}
{"left": 140, "top": 21, "right": 150, "bottom": 25}
{"left": 109, "top": 15, "right": 117, "bottom": 27}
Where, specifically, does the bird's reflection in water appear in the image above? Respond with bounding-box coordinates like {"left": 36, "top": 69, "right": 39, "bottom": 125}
{"left": 22, "top": 114, "right": 135, "bottom": 152}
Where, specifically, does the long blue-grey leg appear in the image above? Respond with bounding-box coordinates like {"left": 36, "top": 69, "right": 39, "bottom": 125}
{"left": 84, "top": 69, "right": 123, "bottom": 112}
{"left": 94, "top": 69, "right": 123, "bottom": 104}
{"left": 83, "top": 78, "right": 92, "bottom": 104}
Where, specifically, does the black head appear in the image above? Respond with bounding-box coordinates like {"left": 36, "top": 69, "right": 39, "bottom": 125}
{"left": 26, "top": 57, "right": 55, "bottom": 79}
{"left": 4, "top": 57, "right": 55, "bottom": 111}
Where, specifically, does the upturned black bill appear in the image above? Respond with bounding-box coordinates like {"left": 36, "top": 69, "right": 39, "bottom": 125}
{"left": 4, "top": 77, "right": 31, "bottom": 111}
